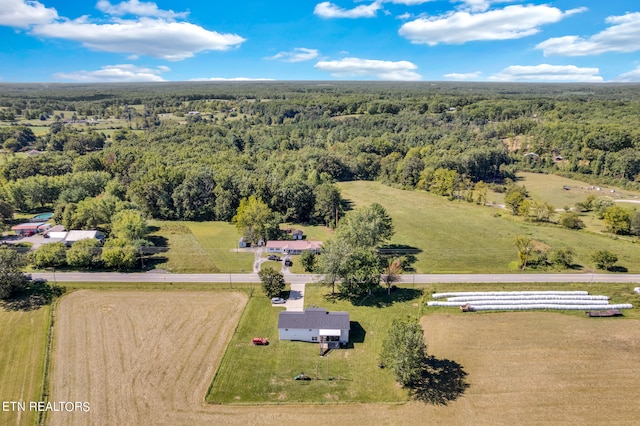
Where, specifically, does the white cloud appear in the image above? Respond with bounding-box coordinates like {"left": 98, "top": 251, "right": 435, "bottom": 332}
{"left": 444, "top": 71, "right": 482, "bottom": 80}
{"left": 314, "top": 57, "right": 421, "bottom": 80}
{"left": 399, "top": 5, "right": 584, "bottom": 45}
{"left": 612, "top": 66, "right": 640, "bottom": 82}
{"left": 383, "top": 0, "right": 432, "bottom": 4}
{"left": 0, "top": 0, "right": 58, "bottom": 28}
{"left": 314, "top": 1, "right": 382, "bottom": 19}
{"left": 189, "top": 77, "right": 275, "bottom": 81}
{"left": 267, "top": 48, "right": 319, "bottom": 62}
{"left": 453, "top": 0, "right": 517, "bottom": 13}
{"left": 489, "top": 64, "right": 603, "bottom": 82}
{"left": 536, "top": 12, "right": 640, "bottom": 56}
{"left": 53, "top": 64, "right": 170, "bottom": 82}
{"left": 96, "top": 0, "right": 189, "bottom": 19}
{"left": 32, "top": 18, "right": 246, "bottom": 60}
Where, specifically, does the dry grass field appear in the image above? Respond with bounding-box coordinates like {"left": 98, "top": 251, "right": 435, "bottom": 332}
{"left": 422, "top": 312, "right": 640, "bottom": 424}
{"left": 44, "top": 290, "right": 640, "bottom": 426}
{"left": 47, "top": 290, "right": 247, "bottom": 426}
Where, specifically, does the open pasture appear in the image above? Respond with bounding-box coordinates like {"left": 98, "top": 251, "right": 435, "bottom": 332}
{"left": 517, "top": 172, "right": 640, "bottom": 208}
{"left": 47, "top": 290, "right": 247, "bottom": 426}
{"left": 339, "top": 180, "right": 640, "bottom": 273}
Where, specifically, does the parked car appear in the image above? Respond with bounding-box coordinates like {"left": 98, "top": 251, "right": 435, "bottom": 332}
{"left": 271, "top": 297, "right": 286, "bottom": 304}
{"left": 284, "top": 259, "right": 293, "bottom": 267}
{"left": 252, "top": 337, "right": 268, "bottom": 345}
{"left": 267, "top": 255, "right": 281, "bottom": 261}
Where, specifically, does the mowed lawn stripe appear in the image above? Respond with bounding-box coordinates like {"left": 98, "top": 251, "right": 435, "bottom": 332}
{"left": 0, "top": 306, "right": 50, "bottom": 426}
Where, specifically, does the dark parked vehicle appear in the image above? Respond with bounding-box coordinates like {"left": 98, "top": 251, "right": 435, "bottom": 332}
{"left": 284, "top": 259, "right": 293, "bottom": 267}
{"left": 267, "top": 255, "right": 281, "bottom": 261}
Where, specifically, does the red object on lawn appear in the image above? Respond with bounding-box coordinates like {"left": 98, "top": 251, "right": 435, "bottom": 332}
{"left": 252, "top": 337, "right": 269, "bottom": 345}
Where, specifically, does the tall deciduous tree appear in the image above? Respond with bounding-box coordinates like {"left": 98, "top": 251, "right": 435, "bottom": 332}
{"left": 504, "top": 184, "right": 528, "bottom": 215}
{"left": 258, "top": 266, "right": 286, "bottom": 298}
{"left": 101, "top": 238, "right": 137, "bottom": 270}
{"left": 66, "top": 238, "right": 101, "bottom": 269}
{"left": 382, "top": 257, "right": 403, "bottom": 295}
{"left": 590, "top": 250, "right": 618, "bottom": 271}
{"left": 318, "top": 238, "right": 352, "bottom": 295}
{"left": 513, "top": 235, "right": 532, "bottom": 270}
{"left": 232, "top": 196, "right": 281, "bottom": 244}
{"left": 0, "top": 247, "right": 29, "bottom": 299}
{"left": 380, "top": 316, "right": 427, "bottom": 388}
{"left": 602, "top": 205, "right": 633, "bottom": 235}
{"left": 28, "top": 242, "right": 66, "bottom": 269}
{"left": 110, "top": 209, "right": 148, "bottom": 241}
{"left": 313, "top": 183, "right": 343, "bottom": 227}
{"left": 339, "top": 248, "right": 381, "bottom": 298}
{"left": 300, "top": 250, "right": 317, "bottom": 273}
{"left": 336, "top": 203, "right": 394, "bottom": 249}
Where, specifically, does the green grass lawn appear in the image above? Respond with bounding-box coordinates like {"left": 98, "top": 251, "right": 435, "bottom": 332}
{"left": 338, "top": 180, "right": 640, "bottom": 273}
{"left": 207, "top": 280, "right": 640, "bottom": 405}
{"left": 0, "top": 305, "right": 50, "bottom": 426}
{"left": 207, "top": 284, "right": 419, "bottom": 404}
{"left": 517, "top": 172, "right": 640, "bottom": 208}
{"left": 148, "top": 221, "right": 253, "bottom": 273}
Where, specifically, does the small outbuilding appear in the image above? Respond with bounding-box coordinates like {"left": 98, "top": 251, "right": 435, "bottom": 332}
{"left": 63, "top": 230, "right": 105, "bottom": 246}
{"left": 278, "top": 308, "right": 350, "bottom": 349}
{"left": 11, "top": 222, "right": 50, "bottom": 236}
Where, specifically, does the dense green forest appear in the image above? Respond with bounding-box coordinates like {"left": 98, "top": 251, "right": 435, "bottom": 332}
{"left": 1, "top": 81, "right": 640, "bottom": 231}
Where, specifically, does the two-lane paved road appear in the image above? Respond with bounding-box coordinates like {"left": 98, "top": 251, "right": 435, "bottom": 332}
{"left": 29, "top": 271, "right": 640, "bottom": 285}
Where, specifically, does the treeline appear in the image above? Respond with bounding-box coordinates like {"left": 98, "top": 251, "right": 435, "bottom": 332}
{"left": 2, "top": 82, "right": 640, "bottom": 226}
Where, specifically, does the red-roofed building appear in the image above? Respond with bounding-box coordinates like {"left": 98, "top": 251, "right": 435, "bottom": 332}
{"left": 265, "top": 240, "right": 322, "bottom": 255}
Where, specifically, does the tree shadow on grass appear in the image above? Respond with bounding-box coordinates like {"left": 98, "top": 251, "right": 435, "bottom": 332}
{"left": 357, "top": 287, "right": 423, "bottom": 308}
{"left": 413, "top": 356, "right": 469, "bottom": 405}
{"left": 1, "top": 280, "right": 65, "bottom": 312}
{"left": 608, "top": 265, "right": 628, "bottom": 273}
{"left": 324, "top": 287, "right": 423, "bottom": 308}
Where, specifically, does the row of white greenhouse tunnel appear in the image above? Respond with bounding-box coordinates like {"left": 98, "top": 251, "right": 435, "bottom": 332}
{"left": 427, "top": 290, "right": 636, "bottom": 312}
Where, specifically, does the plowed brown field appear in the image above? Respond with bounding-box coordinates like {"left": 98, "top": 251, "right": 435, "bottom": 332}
{"left": 48, "top": 290, "right": 247, "bottom": 426}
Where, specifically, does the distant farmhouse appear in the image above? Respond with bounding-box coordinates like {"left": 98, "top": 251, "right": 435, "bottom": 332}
{"left": 278, "top": 308, "right": 350, "bottom": 350}
{"left": 266, "top": 240, "right": 322, "bottom": 255}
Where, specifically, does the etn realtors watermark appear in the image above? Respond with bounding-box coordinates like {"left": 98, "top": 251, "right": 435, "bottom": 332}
{"left": 2, "top": 401, "right": 90, "bottom": 412}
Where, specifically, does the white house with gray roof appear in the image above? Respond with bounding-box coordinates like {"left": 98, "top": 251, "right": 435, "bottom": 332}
{"left": 278, "top": 308, "right": 350, "bottom": 349}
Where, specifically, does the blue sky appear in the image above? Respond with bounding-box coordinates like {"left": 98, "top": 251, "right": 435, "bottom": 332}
{"left": 1, "top": 0, "right": 639, "bottom": 82}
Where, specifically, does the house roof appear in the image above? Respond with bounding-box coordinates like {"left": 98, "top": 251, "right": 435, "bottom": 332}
{"left": 11, "top": 222, "right": 47, "bottom": 230}
{"left": 266, "top": 240, "right": 322, "bottom": 251}
{"left": 64, "top": 230, "right": 104, "bottom": 242}
{"left": 45, "top": 225, "right": 65, "bottom": 234}
{"left": 278, "top": 308, "right": 350, "bottom": 330}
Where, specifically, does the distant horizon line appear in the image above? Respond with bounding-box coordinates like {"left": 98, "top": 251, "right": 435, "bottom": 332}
{"left": 1, "top": 80, "right": 639, "bottom": 86}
